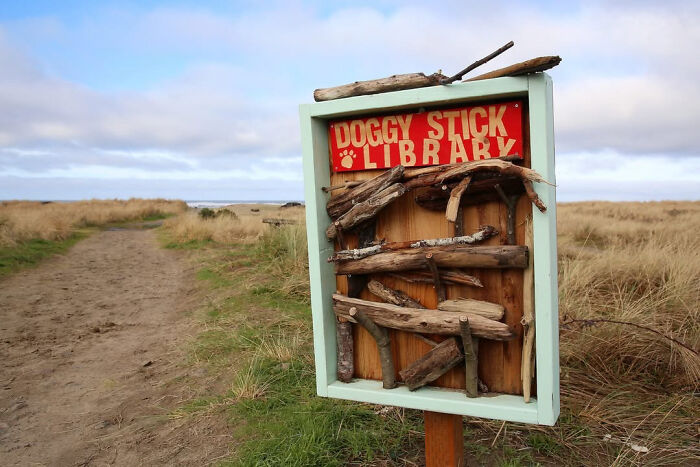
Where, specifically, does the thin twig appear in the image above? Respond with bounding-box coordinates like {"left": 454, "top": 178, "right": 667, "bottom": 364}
{"left": 441, "top": 41, "right": 515, "bottom": 84}
{"left": 561, "top": 318, "right": 698, "bottom": 356}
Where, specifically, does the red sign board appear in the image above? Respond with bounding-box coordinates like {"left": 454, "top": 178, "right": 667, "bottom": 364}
{"left": 329, "top": 100, "right": 523, "bottom": 172}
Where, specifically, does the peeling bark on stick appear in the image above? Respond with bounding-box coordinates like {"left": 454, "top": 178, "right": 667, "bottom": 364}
{"left": 349, "top": 307, "right": 397, "bottom": 389}
{"left": 328, "top": 226, "right": 498, "bottom": 262}
{"left": 326, "top": 165, "right": 404, "bottom": 219}
{"left": 314, "top": 72, "right": 446, "bottom": 102}
{"left": 438, "top": 298, "right": 505, "bottom": 321}
{"left": 335, "top": 245, "right": 529, "bottom": 275}
{"left": 367, "top": 280, "right": 424, "bottom": 308}
{"left": 326, "top": 183, "right": 406, "bottom": 240}
{"left": 334, "top": 295, "right": 516, "bottom": 340}
{"left": 399, "top": 338, "right": 464, "bottom": 391}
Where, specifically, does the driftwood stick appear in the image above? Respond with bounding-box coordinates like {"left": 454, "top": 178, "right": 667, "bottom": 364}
{"left": 388, "top": 270, "right": 483, "bottom": 288}
{"left": 402, "top": 155, "right": 522, "bottom": 179}
{"left": 399, "top": 338, "right": 464, "bottom": 391}
{"left": 440, "top": 41, "right": 515, "bottom": 85}
{"left": 334, "top": 295, "right": 516, "bottom": 340}
{"left": 521, "top": 216, "right": 535, "bottom": 402}
{"left": 336, "top": 319, "right": 354, "bottom": 383}
{"left": 335, "top": 245, "right": 528, "bottom": 275}
{"left": 326, "top": 165, "right": 404, "bottom": 219}
{"left": 523, "top": 179, "right": 547, "bottom": 213}
{"left": 465, "top": 56, "right": 562, "bottom": 82}
{"left": 438, "top": 298, "right": 504, "bottom": 321}
{"left": 326, "top": 183, "right": 406, "bottom": 239}
{"left": 436, "top": 159, "right": 548, "bottom": 185}
{"left": 349, "top": 307, "right": 397, "bottom": 389}
{"left": 314, "top": 72, "right": 447, "bottom": 102}
{"left": 367, "top": 280, "right": 424, "bottom": 308}
{"left": 425, "top": 253, "right": 446, "bottom": 302}
{"left": 460, "top": 317, "right": 479, "bottom": 398}
{"left": 328, "top": 225, "right": 498, "bottom": 262}
{"left": 494, "top": 183, "right": 519, "bottom": 245}
{"left": 322, "top": 181, "right": 362, "bottom": 193}
{"left": 446, "top": 176, "right": 472, "bottom": 223}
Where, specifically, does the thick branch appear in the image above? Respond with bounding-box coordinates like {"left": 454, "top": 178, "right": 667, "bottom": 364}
{"left": 399, "top": 338, "right": 464, "bottom": 391}
{"left": 334, "top": 295, "right": 516, "bottom": 341}
{"left": 460, "top": 317, "right": 479, "bottom": 398}
{"left": 326, "top": 183, "right": 406, "bottom": 239}
{"left": 440, "top": 41, "right": 515, "bottom": 84}
{"left": 326, "top": 165, "right": 404, "bottom": 219}
{"left": 368, "top": 280, "right": 424, "bottom": 308}
{"left": 465, "top": 56, "right": 562, "bottom": 82}
{"left": 335, "top": 245, "right": 528, "bottom": 275}
{"left": 329, "top": 225, "right": 498, "bottom": 262}
{"left": 314, "top": 72, "right": 446, "bottom": 102}
{"left": 438, "top": 298, "right": 504, "bottom": 321}
{"left": 349, "top": 307, "right": 397, "bottom": 389}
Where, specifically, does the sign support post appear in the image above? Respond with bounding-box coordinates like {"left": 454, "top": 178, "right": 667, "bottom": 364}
{"left": 424, "top": 411, "right": 464, "bottom": 466}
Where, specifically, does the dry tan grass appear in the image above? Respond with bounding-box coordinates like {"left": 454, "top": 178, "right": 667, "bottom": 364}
{"left": 0, "top": 198, "right": 187, "bottom": 247}
{"left": 162, "top": 204, "right": 305, "bottom": 245}
{"left": 558, "top": 201, "right": 700, "bottom": 390}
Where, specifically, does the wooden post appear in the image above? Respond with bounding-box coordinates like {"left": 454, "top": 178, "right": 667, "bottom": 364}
{"left": 424, "top": 411, "right": 464, "bottom": 467}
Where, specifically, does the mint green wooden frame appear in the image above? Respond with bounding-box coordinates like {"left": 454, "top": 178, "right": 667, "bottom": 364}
{"left": 299, "top": 74, "right": 559, "bottom": 425}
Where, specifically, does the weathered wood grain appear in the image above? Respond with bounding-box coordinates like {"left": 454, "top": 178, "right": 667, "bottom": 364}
{"left": 335, "top": 245, "right": 528, "bottom": 275}
{"left": 333, "top": 295, "right": 516, "bottom": 340}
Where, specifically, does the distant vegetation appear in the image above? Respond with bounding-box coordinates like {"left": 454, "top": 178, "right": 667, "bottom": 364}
{"left": 162, "top": 204, "right": 304, "bottom": 246}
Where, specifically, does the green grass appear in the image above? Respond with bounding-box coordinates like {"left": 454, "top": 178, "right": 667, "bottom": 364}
{"left": 168, "top": 224, "right": 700, "bottom": 466}
{"left": 170, "top": 230, "right": 426, "bottom": 465}
{"left": 0, "top": 231, "right": 89, "bottom": 278}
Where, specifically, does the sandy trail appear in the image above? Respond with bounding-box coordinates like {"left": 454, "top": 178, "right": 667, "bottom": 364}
{"left": 0, "top": 229, "right": 229, "bottom": 466}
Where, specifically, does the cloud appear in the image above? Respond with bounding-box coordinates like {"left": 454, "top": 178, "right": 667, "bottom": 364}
{"left": 0, "top": 2, "right": 698, "bottom": 200}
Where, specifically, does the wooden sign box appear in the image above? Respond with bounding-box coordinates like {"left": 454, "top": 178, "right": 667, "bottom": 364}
{"left": 300, "top": 74, "right": 559, "bottom": 425}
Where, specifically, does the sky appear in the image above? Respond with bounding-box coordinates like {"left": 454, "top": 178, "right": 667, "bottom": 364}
{"left": 0, "top": 0, "right": 698, "bottom": 202}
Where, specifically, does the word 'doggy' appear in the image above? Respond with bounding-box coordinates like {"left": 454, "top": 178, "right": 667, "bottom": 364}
{"left": 329, "top": 101, "right": 523, "bottom": 172}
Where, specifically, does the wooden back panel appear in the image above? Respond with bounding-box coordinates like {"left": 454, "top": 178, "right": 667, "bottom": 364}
{"left": 329, "top": 102, "right": 531, "bottom": 395}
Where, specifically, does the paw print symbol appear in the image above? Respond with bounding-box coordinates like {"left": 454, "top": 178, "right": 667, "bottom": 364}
{"left": 340, "top": 149, "right": 356, "bottom": 169}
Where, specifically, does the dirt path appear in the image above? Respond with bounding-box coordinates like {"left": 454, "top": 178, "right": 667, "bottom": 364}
{"left": 0, "top": 229, "right": 230, "bottom": 466}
